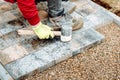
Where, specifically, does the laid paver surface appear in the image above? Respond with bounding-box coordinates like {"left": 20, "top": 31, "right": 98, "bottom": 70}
{"left": 25, "top": 23, "right": 120, "bottom": 80}
{"left": 5, "top": 28, "right": 104, "bottom": 79}
{"left": 0, "top": 0, "right": 119, "bottom": 79}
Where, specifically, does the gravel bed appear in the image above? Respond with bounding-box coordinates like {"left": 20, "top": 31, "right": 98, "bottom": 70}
{"left": 24, "top": 23, "right": 120, "bottom": 80}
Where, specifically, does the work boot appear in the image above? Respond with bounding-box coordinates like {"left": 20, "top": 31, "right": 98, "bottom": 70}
{"left": 47, "top": 12, "right": 84, "bottom": 31}
{"left": 47, "top": 0, "right": 83, "bottom": 31}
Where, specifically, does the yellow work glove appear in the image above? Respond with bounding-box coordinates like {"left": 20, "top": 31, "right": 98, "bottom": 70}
{"left": 32, "top": 22, "right": 54, "bottom": 39}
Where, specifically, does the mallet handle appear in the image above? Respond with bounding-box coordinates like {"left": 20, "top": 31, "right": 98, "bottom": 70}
{"left": 17, "top": 29, "right": 61, "bottom": 36}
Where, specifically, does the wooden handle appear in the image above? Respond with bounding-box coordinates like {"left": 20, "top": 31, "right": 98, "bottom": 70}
{"left": 17, "top": 29, "right": 61, "bottom": 36}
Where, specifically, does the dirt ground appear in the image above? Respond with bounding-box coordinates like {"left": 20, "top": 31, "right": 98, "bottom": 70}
{"left": 92, "top": 0, "right": 120, "bottom": 16}
{"left": 23, "top": 23, "right": 120, "bottom": 80}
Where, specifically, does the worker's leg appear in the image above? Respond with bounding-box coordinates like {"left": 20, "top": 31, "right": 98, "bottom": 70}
{"left": 47, "top": 0, "right": 64, "bottom": 17}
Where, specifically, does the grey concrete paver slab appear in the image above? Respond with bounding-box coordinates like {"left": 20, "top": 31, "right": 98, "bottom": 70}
{"left": 89, "top": 0, "right": 120, "bottom": 26}
{"left": 0, "top": 63, "right": 13, "bottom": 80}
{"left": 71, "top": 28, "right": 104, "bottom": 55}
{"left": 86, "top": 10, "right": 113, "bottom": 28}
{"left": 76, "top": 4, "right": 96, "bottom": 17}
{"left": 0, "top": 44, "right": 29, "bottom": 65}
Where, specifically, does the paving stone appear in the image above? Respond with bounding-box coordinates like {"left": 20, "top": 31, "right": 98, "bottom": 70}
{"left": 0, "top": 38, "right": 8, "bottom": 50}
{"left": 62, "top": 1, "right": 76, "bottom": 13}
{"left": 0, "top": 16, "right": 3, "bottom": 23}
{"left": 81, "top": 18, "right": 95, "bottom": 30}
{"left": 71, "top": 28, "right": 104, "bottom": 55}
{"left": 0, "top": 32, "right": 2, "bottom": 37}
{"left": 19, "top": 38, "right": 54, "bottom": 54}
{"left": 0, "top": 24, "right": 23, "bottom": 35}
{"left": 0, "top": 29, "right": 39, "bottom": 51}
{"left": 0, "top": 24, "right": 5, "bottom": 29}
{"left": 33, "top": 49, "right": 55, "bottom": 72}
{"left": 90, "top": 0, "right": 120, "bottom": 26}
{"left": 0, "top": 44, "right": 29, "bottom": 65}
{"left": 1, "top": 31, "right": 36, "bottom": 50}
{"left": 43, "top": 41, "right": 72, "bottom": 64}
{"left": 86, "top": 10, "right": 113, "bottom": 29}
{"left": 3, "top": 32, "right": 19, "bottom": 46}
{"left": 0, "top": 11, "right": 17, "bottom": 24}
{"left": 0, "top": 63, "right": 13, "bottom": 80}
{"left": 0, "top": 3, "right": 12, "bottom": 13}
{"left": 19, "top": 39, "right": 37, "bottom": 54}
{"left": 71, "top": 0, "right": 88, "bottom": 9}
{"left": 109, "top": 12, "right": 120, "bottom": 26}
{"left": 88, "top": 0, "right": 103, "bottom": 11}
{"left": 70, "top": 39, "right": 84, "bottom": 55}
{"left": 76, "top": 4, "right": 96, "bottom": 17}
{"left": 5, "top": 54, "right": 47, "bottom": 79}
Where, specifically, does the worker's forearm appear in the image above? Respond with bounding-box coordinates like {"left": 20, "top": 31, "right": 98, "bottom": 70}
{"left": 5, "top": 0, "right": 40, "bottom": 25}
{"left": 17, "top": 0, "right": 40, "bottom": 25}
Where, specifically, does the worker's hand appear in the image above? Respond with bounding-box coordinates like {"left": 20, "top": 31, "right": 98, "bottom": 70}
{"left": 32, "top": 22, "right": 54, "bottom": 39}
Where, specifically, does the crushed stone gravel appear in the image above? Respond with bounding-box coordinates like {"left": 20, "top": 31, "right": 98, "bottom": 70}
{"left": 24, "top": 23, "right": 120, "bottom": 80}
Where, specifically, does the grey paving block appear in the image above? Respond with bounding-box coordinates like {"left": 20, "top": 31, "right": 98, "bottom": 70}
{"left": 108, "top": 11, "right": 120, "bottom": 26}
{"left": 0, "top": 3, "right": 12, "bottom": 13}
{"left": 0, "top": 24, "right": 6, "bottom": 30}
{"left": 0, "top": 38, "right": 8, "bottom": 50}
{"left": 0, "top": 30, "right": 36, "bottom": 50}
{"left": 0, "top": 43, "right": 29, "bottom": 65}
{"left": 19, "top": 38, "right": 60, "bottom": 54}
{"left": 3, "top": 32, "right": 19, "bottom": 46}
{"left": 62, "top": 1, "right": 76, "bottom": 13}
{"left": 90, "top": 0, "right": 120, "bottom": 26}
{"left": 0, "top": 63, "right": 13, "bottom": 80}
{"left": 43, "top": 41, "right": 72, "bottom": 64}
{"left": 0, "top": 32, "right": 2, "bottom": 37}
{"left": 76, "top": 4, "right": 96, "bottom": 17}
{"left": 0, "top": 11, "right": 17, "bottom": 24}
{"left": 71, "top": 28, "right": 104, "bottom": 55}
{"left": 86, "top": 10, "right": 113, "bottom": 29}
{"left": 0, "top": 24, "right": 22, "bottom": 35}
{"left": 81, "top": 18, "right": 95, "bottom": 30}
{"left": 72, "top": 0, "right": 89, "bottom": 9}
{"left": 33, "top": 50, "right": 55, "bottom": 72}
{"left": 5, "top": 54, "right": 47, "bottom": 79}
